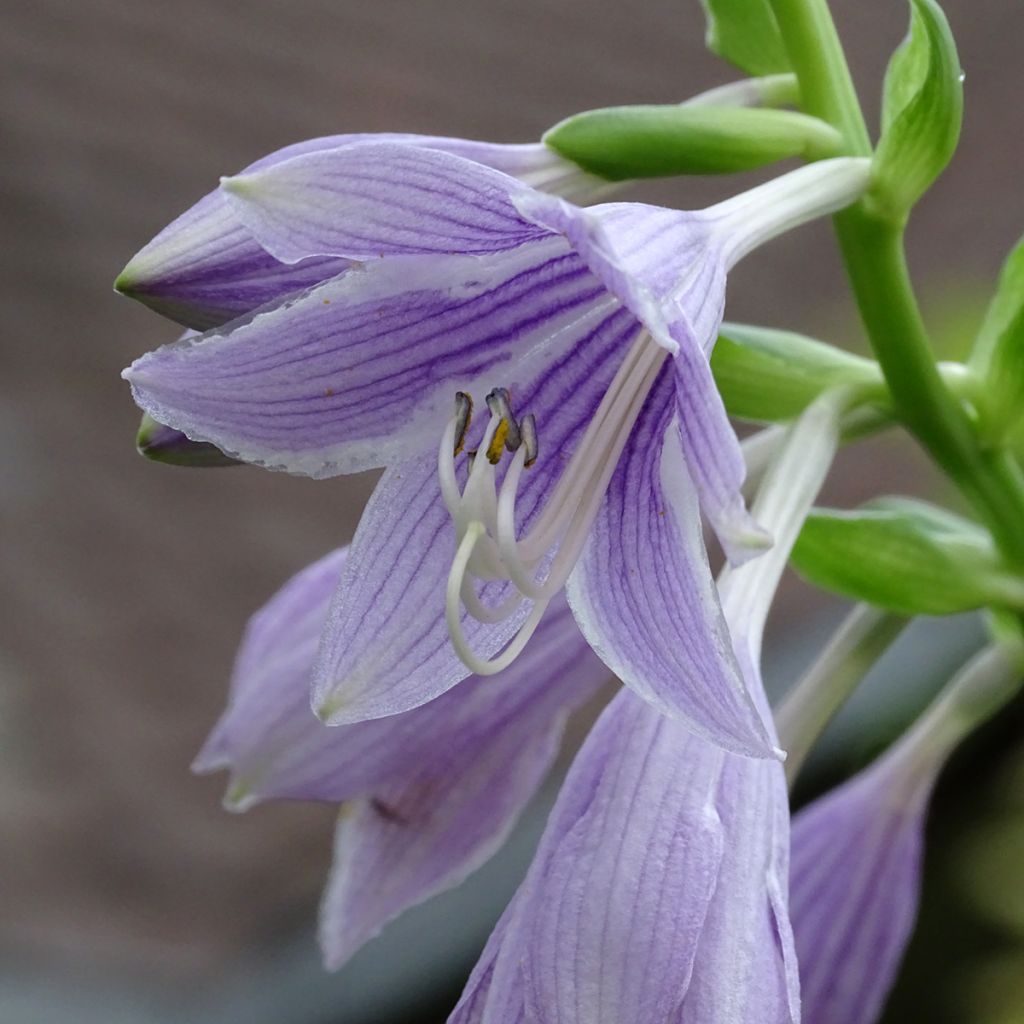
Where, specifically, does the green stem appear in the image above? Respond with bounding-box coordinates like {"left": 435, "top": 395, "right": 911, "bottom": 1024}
{"left": 766, "top": 0, "right": 871, "bottom": 155}
{"left": 835, "top": 211, "right": 1024, "bottom": 564}
{"left": 776, "top": 603, "right": 907, "bottom": 786}
{"left": 769, "top": 0, "right": 1024, "bottom": 567}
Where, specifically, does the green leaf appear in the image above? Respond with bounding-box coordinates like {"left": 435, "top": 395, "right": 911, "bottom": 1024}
{"left": 699, "top": 0, "right": 791, "bottom": 77}
{"left": 791, "top": 498, "right": 1024, "bottom": 615}
{"left": 543, "top": 106, "right": 839, "bottom": 181}
{"left": 870, "top": 0, "right": 963, "bottom": 222}
{"left": 711, "top": 323, "right": 882, "bottom": 422}
{"left": 968, "top": 236, "right": 1024, "bottom": 442}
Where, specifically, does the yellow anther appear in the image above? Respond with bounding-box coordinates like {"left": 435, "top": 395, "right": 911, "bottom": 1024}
{"left": 486, "top": 419, "right": 510, "bottom": 464}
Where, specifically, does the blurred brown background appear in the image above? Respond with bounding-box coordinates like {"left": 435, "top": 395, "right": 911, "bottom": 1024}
{"left": 3, "top": 0, "right": 1024, "bottom": 1020}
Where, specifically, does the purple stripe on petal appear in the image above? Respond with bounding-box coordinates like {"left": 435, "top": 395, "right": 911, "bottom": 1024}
{"left": 312, "top": 305, "right": 640, "bottom": 724}
{"left": 318, "top": 675, "right": 582, "bottom": 969}
{"left": 566, "top": 368, "right": 775, "bottom": 757}
{"left": 221, "top": 143, "right": 552, "bottom": 263}
{"left": 124, "top": 240, "right": 624, "bottom": 477}
{"left": 460, "top": 690, "right": 795, "bottom": 1024}
{"left": 678, "top": 695, "right": 798, "bottom": 1023}
{"left": 195, "top": 543, "right": 607, "bottom": 971}
{"left": 789, "top": 750, "right": 932, "bottom": 1024}
{"left": 197, "top": 546, "right": 607, "bottom": 812}
{"left": 512, "top": 193, "right": 764, "bottom": 562}
{"left": 672, "top": 337, "right": 770, "bottom": 564}
{"left": 117, "top": 134, "right": 603, "bottom": 330}
{"left": 518, "top": 692, "right": 725, "bottom": 1024}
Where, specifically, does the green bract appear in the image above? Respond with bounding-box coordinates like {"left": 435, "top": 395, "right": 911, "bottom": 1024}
{"left": 699, "top": 0, "right": 791, "bottom": 76}
{"left": 969, "top": 235, "right": 1024, "bottom": 444}
{"left": 869, "top": 0, "right": 963, "bottom": 223}
{"left": 543, "top": 106, "right": 840, "bottom": 181}
{"left": 712, "top": 323, "right": 881, "bottom": 422}
{"left": 791, "top": 497, "right": 1024, "bottom": 615}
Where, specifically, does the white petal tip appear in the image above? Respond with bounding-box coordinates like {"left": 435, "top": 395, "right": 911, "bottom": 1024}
{"left": 319, "top": 946, "right": 351, "bottom": 974}
{"left": 190, "top": 751, "right": 226, "bottom": 775}
{"left": 314, "top": 691, "right": 348, "bottom": 725}
{"left": 222, "top": 779, "right": 257, "bottom": 813}
{"left": 219, "top": 173, "right": 256, "bottom": 197}
{"left": 721, "top": 523, "right": 775, "bottom": 567}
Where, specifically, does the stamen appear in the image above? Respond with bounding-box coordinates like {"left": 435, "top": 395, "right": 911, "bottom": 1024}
{"left": 486, "top": 419, "right": 510, "bottom": 464}
{"left": 520, "top": 413, "right": 538, "bottom": 467}
{"left": 486, "top": 387, "right": 522, "bottom": 451}
{"left": 445, "top": 522, "right": 550, "bottom": 676}
{"left": 453, "top": 391, "right": 473, "bottom": 455}
{"left": 436, "top": 332, "right": 667, "bottom": 677}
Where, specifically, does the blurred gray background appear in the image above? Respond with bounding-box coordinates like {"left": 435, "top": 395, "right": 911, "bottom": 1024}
{"left": 3, "top": 0, "right": 1024, "bottom": 1020}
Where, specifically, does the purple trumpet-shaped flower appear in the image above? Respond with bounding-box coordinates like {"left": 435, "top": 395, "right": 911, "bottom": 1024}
{"left": 450, "top": 393, "right": 845, "bottom": 1024}
{"left": 122, "top": 141, "right": 868, "bottom": 758}
{"left": 195, "top": 544, "right": 609, "bottom": 970}
{"left": 790, "top": 644, "right": 1022, "bottom": 1024}
{"left": 115, "top": 134, "right": 606, "bottom": 331}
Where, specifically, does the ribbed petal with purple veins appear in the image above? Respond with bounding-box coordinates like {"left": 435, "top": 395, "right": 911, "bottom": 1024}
{"left": 196, "top": 544, "right": 608, "bottom": 971}
{"left": 123, "top": 238, "right": 626, "bottom": 477}
{"left": 318, "top": 676, "right": 587, "bottom": 968}
{"left": 312, "top": 306, "right": 645, "bottom": 724}
{"left": 513, "top": 192, "right": 765, "bottom": 562}
{"left": 789, "top": 752, "right": 929, "bottom": 1024}
{"left": 196, "top": 546, "right": 607, "bottom": 810}
{"left": 517, "top": 690, "right": 725, "bottom": 1024}
{"left": 789, "top": 637, "right": 1023, "bottom": 1024}
{"left": 116, "top": 134, "right": 599, "bottom": 330}
{"left": 316, "top": 602, "right": 606, "bottom": 969}
{"left": 221, "top": 143, "right": 551, "bottom": 264}
{"left": 566, "top": 368, "right": 775, "bottom": 758}
{"left": 463, "top": 689, "right": 795, "bottom": 1024}
{"left": 511, "top": 197, "right": 719, "bottom": 351}
{"left": 457, "top": 395, "right": 846, "bottom": 1023}
{"left": 677, "top": 662, "right": 799, "bottom": 1024}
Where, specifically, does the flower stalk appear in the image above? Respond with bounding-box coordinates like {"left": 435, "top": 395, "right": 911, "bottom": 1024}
{"left": 769, "top": 0, "right": 1024, "bottom": 569}
{"left": 775, "top": 603, "right": 908, "bottom": 786}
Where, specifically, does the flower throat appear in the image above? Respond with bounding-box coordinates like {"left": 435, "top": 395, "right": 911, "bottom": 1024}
{"left": 439, "top": 333, "right": 665, "bottom": 675}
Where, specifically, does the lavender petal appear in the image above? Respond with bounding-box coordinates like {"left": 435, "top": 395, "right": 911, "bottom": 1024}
{"left": 313, "top": 303, "right": 642, "bottom": 723}
{"left": 221, "top": 142, "right": 552, "bottom": 263}
{"left": 123, "top": 239, "right": 625, "bottom": 477}
{"left": 116, "top": 134, "right": 600, "bottom": 330}
{"left": 567, "top": 368, "right": 775, "bottom": 757}
{"left": 514, "top": 193, "right": 765, "bottom": 561}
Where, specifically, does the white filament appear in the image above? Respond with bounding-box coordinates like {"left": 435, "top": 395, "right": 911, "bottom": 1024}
{"left": 441, "top": 334, "right": 666, "bottom": 675}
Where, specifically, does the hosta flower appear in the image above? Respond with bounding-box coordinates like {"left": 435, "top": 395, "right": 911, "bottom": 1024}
{"left": 449, "top": 392, "right": 844, "bottom": 1024}
{"left": 790, "top": 644, "right": 1022, "bottom": 1024}
{"left": 121, "top": 139, "right": 869, "bottom": 759}
{"left": 194, "top": 545, "right": 608, "bottom": 969}
{"left": 115, "top": 134, "right": 607, "bottom": 331}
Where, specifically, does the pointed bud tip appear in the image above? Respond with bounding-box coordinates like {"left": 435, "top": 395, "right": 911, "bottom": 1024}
{"left": 219, "top": 173, "right": 256, "bottom": 197}
{"left": 134, "top": 413, "right": 241, "bottom": 468}
{"left": 113, "top": 265, "right": 140, "bottom": 297}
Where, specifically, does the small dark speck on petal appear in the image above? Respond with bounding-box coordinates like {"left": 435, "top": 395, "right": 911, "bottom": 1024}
{"left": 370, "top": 797, "right": 409, "bottom": 825}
